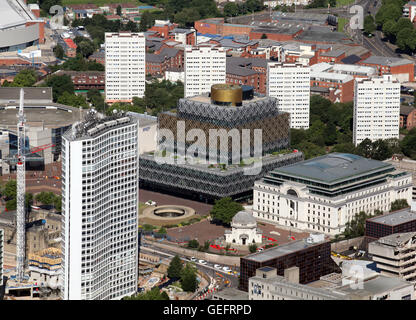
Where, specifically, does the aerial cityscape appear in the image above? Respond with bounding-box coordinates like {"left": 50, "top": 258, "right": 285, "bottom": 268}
{"left": 2, "top": 0, "right": 416, "bottom": 304}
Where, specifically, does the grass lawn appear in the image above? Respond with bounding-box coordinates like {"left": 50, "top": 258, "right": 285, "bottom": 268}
{"left": 337, "top": 17, "right": 348, "bottom": 33}
{"left": 62, "top": 0, "right": 148, "bottom": 6}
{"left": 336, "top": 0, "right": 355, "bottom": 7}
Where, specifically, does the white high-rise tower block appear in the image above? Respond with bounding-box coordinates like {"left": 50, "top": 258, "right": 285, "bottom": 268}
{"left": 61, "top": 112, "right": 139, "bottom": 300}
{"left": 184, "top": 45, "right": 226, "bottom": 97}
{"left": 353, "top": 75, "right": 401, "bottom": 146}
{"left": 105, "top": 32, "right": 146, "bottom": 103}
{"left": 267, "top": 62, "right": 310, "bottom": 129}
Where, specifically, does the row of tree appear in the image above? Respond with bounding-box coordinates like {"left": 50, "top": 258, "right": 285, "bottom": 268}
{"left": 343, "top": 199, "right": 410, "bottom": 239}
{"left": 375, "top": 0, "right": 416, "bottom": 52}
{"left": 223, "top": 0, "right": 265, "bottom": 18}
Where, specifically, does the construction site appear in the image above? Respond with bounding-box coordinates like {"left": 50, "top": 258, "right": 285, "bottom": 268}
{"left": 0, "top": 89, "right": 63, "bottom": 300}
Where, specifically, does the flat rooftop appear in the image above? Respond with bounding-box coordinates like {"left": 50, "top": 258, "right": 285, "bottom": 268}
{"left": 367, "top": 208, "right": 416, "bottom": 226}
{"left": 213, "top": 287, "right": 248, "bottom": 300}
{"left": 270, "top": 153, "right": 394, "bottom": 184}
{"left": 0, "top": 0, "right": 37, "bottom": 30}
{"left": 0, "top": 87, "right": 52, "bottom": 102}
{"left": 188, "top": 93, "right": 267, "bottom": 105}
{"left": 243, "top": 237, "right": 327, "bottom": 263}
{"left": 374, "top": 232, "right": 416, "bottom": 247}
{"left": 361, "top": 56, "right": 414, "bottom": 67}
{"left": 0, "top": 104, "right": 82, "bottom": 129}
{"left": 334, "top": 275, "right": 412, "bottom": 297}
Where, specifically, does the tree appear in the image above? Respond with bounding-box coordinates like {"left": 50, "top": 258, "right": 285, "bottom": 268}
{"left": 363, "top": 15, "right": 376, "bottom": 35}
{"left": 53, "top": 44, "right": 64, "bottom": 59}
{"left": 116, "top": 5, "right": 122, "bottom": 16}
{"left": 249, "top": 244, "right": 257, "bottom": 253}
{"left": 139, "top": 11, "right": 153, "bottom": 32}
{"left": 390, "top": 199, "right": 409, "bottom": 212}
{"left": 39, "top": 0, "right": 62, "bottom": 14}
{"left": 124, "top": 287, "right": 170, "bottom": 300}
{"left": 356, "top": 138, "right": 373, "bottom": 158}
{"left": 11, "top": 69, "right": 37, "bottom": 87}
{"left": 223, "top": 2, "right": 239, "bottom": 17}
{"left": 210, "top": 197, "right": 244, "bottom": 225}
{"left": 45, "top": 74, "right": 75, "bottom": 102}
{"left": 77, "top": 40, "right": 95, "bottom": 58}
{"left": 400, "top": 128, "right": 416, "bottom": 159}
{"left": 35, "top": 191, "right": 56, "bottom": 205}
{"left": 261, "top": 33, "right": 268, "bottom": 39}
{"left": 57, "top": 91, "right": 88, "bottom": 108}
{"left": 167, "top": 255, "right": 183, "bottom": 279}
{"left": 174, "top": 8, "right": 200, "bottom": 28}
{"left": 180, "top": 263, "right": 198, "bottom": 292}
{"left": 382, "top": 19, "right": 396, "bottom": 41}
{"left": 187, "top": 239, "right": 199, "bottom": 248}
{"left": 2, "top": 180, "right": 17, "bottom": 199}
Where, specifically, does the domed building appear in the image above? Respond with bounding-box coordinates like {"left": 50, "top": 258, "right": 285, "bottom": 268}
{"left": 225, "top": 211, "right": 262, "bottom": 246}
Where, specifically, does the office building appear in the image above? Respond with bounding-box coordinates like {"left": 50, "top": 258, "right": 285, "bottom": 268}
{"left": 248, "top": 266, "right": 414, "bottom": 300}
{"left": 253, "top": 153, "right": 413, "bottom": 235}
{"left": 139, "top": 84, "right": 302, "bottom": 202}
{"left": 184, "top": 45, "right": 226, "bottom": 97}
{"left": 365, "top": 208, "right": 416, "bottom": 240}
{"left": 61, "top": 111, "right": 139, "bottom": 300}
{"left": 105, "top": 32, "right": 146, "bottom": 103}
{"left": 267, "top": 63, "right": 310, "bottom": 129}
{"left": 369, "top": 232, "right": 416, "bottom": 282}
{"left": 239, "top": 233, "right": 336, "bottom": 292}
{"left": 353, "top": 75, "right": 401, "bottom": 146}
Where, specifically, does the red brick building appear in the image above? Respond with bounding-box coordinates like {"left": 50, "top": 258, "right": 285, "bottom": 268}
{"left": 226, "top": 57, "right": 267, "bottom": 94}
{"left": 55, "top": 70, "right": 105, "bottom": 91}
{"left": 359, "top": 56, "right": 415, "bottom": 82}
{"left": 146, "top": 48, "right": 184, "bottom": 77}
{"left": 400, "top": 105, "right": 416, "bottom": 130}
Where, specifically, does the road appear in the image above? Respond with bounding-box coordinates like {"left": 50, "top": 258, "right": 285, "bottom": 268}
{"left": 140, "top": 240, "right": 240, "bottom": 289}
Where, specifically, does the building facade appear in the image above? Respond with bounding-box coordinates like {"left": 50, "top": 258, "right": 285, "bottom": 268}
{"left": 353, "top": 75, "right": 401, "bottom": 146}
{"left": 105, "top": 32, "right": 146, "bottom": 103}
{"left": 184, "top": 45, "right": 226, "bottom": 97}
{"left": 267, "top": 63, "right": 310, "bottom": 129}
{"left": 239, "top": 233, "right": 335, "bottom": 292}
{"left": 0, "top": 229, "right": 3, "bottom": 286}
{"left": 61, "top": 111, "right": 139, "bottom": 300}
{"left": 369, "top": 232, "right": 416, "bottom": 282}
{"left": 253, "top": 153, "right": 413, "bottom": 235}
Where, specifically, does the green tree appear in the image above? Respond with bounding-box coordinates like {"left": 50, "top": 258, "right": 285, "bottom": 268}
{"left": 249, "top": 244, "right": 257, "bottom": 253}
{"left": 210, "top": 197, "right": 244, "bottom": 225}
{"left": 57, "top": 91, "right": 88, "bottom": 108}
{"left": 45, "top": 74, "right": 75, "bottom": 101}
{"left": 53, "top": 44, "right": 64, "bottom": 59}
{"left": 400, "top": 128, "right": 416, "bottom": 159}
{"left": 76, "top": 40, "right": 95, "bottom": 58}
{"left": 174, "top": 8, "right": 200, "bottom": 28}
{"left": 124, "top": 287, "right": 170, "bottom": 300}
{"left": 2, "top": 180, "right": 17, "bottom": 199}
{"left": 35, "top": 191, "right": 56, "bottom": 205}
{"left": 11, "top": 69, "right": 37, "bottom": 87}
{"left": 116, "top": 5, "right": 122, "bottom": 16}
{"left": 261, "top": 33, "right": 268, "bottom": 39}
{"left": 139, "top": 11, "right": 153, "bottom": 31}
{"left": 167, "top": 255, "right": 183, "bottom": 279}
{"left": 390, "top": 199, "right": 409, "bottom": 212}
{"left": 382, "top": 19, "right": 396, "bottom": 41}
{"left": 363, "top": 15, "right": 376, "bottom": 35}
{"left": 187, "top": 239, "right": 199, "bottom": 248}
{"left": 223, "top": 2, "right": 239, "bottom": 16}
{"left": 180, "top": 263, "right": 198, "bottom": 292}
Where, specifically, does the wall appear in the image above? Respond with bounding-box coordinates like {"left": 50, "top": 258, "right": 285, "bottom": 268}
{"left": 330, "top": 236, "right": 365, "bottom": 253}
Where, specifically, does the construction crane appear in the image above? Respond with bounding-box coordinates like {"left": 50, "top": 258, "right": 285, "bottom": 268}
{"left": 16, "top": 88, "right": 26, "bottom": 283}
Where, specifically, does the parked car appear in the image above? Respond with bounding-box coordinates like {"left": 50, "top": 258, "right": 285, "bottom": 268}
{"left": 198, "top": 259, "right": 207, "bottom": 265}
{"left": 145, "top": 200, "right": 157, "bottom": 206}
{"left": 214, "top": 264, "right": 222, "bottom": 269}
{"left": 222, "top": 266, "right": 231, "bottom": 272}
{"left": 190, "top": 257, "right": 197, "bottom": 262}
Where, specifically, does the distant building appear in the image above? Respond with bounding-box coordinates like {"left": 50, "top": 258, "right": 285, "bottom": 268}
{"left": 403, "top": 1, "right": 416, "bottom": 23}
{"left": 248, "top": 265, "right": 415, "bottom": 300}
{"left": 0, "top": 0, "right": 45, "bottom": 52}
{"left": 400, "top": 105, "right": 416, "bottom": 130}
{"left": 369, "top": 232, "right": 416, "bottom": 282}
{"left": 184, "top": 45, "right": 226, "bottom": 97}
{"left": 239, "top": 233, "right": 335, "bottom": 292}
{"left": 353, "top": 75, "right": 401, "bottom": 146}
{"left": 365, "top": 208, "right": 416, "bottom": 241}
{"left": 225, "top": 211, "right": 262, "bottom": 246}
{"left": 105, "top": 32, "right": 146, "bottom": 103}
{"left": 267, "top": 62, "right": 310, "bottom": 129}
{"left": 359, "top": 56, "right": 415, "bottom": 83}
{"left": 55, "top": 70, "right": 105, "bottom": 91}
{"left": 28, "top": 248, "right": 61, "bottom": 289}
{"left": 253, "top": 153, "right": 413, "bottom": 235}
